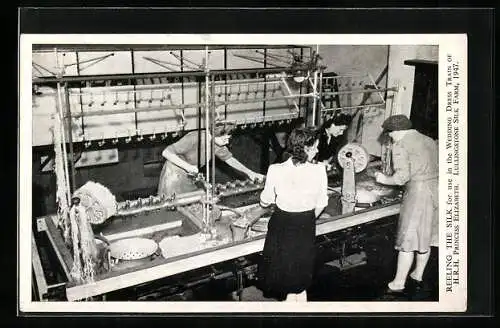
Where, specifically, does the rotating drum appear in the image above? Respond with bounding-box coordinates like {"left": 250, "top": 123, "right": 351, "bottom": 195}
{"left": 337, "top": 143, "right": 369, "bottom": 173}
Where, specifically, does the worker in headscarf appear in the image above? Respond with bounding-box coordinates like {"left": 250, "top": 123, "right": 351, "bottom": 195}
{"left": 374, "top": 115, "right": 438, "bottom": 297}
{"left": 158, "top": 122, "right": 264, "bottom": 198}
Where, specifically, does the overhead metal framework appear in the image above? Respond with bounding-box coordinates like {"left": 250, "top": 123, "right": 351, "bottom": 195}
{"left": 40, "top": 44, "right": 324, "bottom": 239}
{"left": 31, "top": 44, "right": 311, "bottom": 52}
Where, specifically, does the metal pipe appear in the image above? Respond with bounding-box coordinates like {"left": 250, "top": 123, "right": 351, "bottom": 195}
{"left": 322, "top": 73, "right": 370, "bottom": 79}
{"left": 311, "top": 70, "right": 319, "bottom": 127}
{"left": 68, "top": 93, "right": 314, "bottom": 119}
{"left": 217, "top": 80, "right": 280, "bottom": 88}
{"left": 131, "top": 50, "right": 139, "bottom": 133}
{"left": 317, "top": 68, "right": 324, "bottom": 125}
{"left": 68, "top": 102, "right": 204, "bottom": 118}
{"left": 70, "top": 85, "right": 183, "bottom": 97}
{"left": 32, "top": 64, "right": 44, "bottom": 77}
{"left": 210, "top": 74, "right": 216, "bottom": 206}
{"left": 64, "top": 83, "right": 76, "bottom": 192}
{"left": 220, "top": 112, "right": 298, "bottom": 126}
{"left": 33, "top": 44, "right": 311, "bottom": 53}
{"left": 367, "top": 72, "right": 386, "bottom": 103}
{"left": 183, "top": 271, "right": 234, "bottom": 289}
{"left": 320, "top": 87, "right": 398, "bottom": 97}
{"left": 232, "top": 54, "right": 284, "bottom": 68}
{"left": 204, "top": 46, "right": 210, "bottom": 233}
{"left": 262, "top": 48, "right": 267, "bottom": 118}
{"left": 64, "top": 53, "right": 114, "bottom": 68}
{"left": 114, "top": 191, "right": 206, "bottom": 217}
{"left": 32, "top": 67, "right": 304, "bottom": 84}
{"left": 75, "top": 51, "right": 86, "bottom": 138}
{"left": 79, "top": 56, "right": 115, "bottom": 74}
{"left": 32, "top": 62, "right": 57, "bottom": 76}
{"left": 311, "top": 46, "right": 321, "bottom": 127}
{"left": 214, "top": 93, "right": 312, "bottom": 107}
{"left": 142, "top": 57, "right": 178, "bottom": 71}
{"left": 261, "top": 49, "right": 295, "bottom": 62}
{"left": 280, "top": 77, "right": 300, "bottom": 112}
{"left": 217, "top": 185, "right": 264, "bottom": 198}
{"left": 144, "top": 56, "right": 182, "bottom": 69}
{"left": 255, "top": 50, "right": 292, "bottom": 65}
{"left": 321, "top": 103, "right": 386, "bottom": 113}
{"left": 170, "top": 51, "right": 200, "bottom": 70}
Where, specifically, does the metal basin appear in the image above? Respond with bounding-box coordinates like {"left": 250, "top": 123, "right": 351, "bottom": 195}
{"left": 109, "top": 237, "right": 158, "bottom": 261}
{"left": 95, "top": 235, "right": 160, "bottom": 273}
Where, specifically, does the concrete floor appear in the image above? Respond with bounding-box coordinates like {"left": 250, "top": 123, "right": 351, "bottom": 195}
{"left": 102, "top": 245, "right": 438, "bottom": 302}
{"left": 187, "top": 247, "right": 439, "bottom": 302}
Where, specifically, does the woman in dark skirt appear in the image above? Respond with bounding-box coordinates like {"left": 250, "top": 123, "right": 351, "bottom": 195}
{"left": 250, "top": 127, "right": 329, "bottom": 302}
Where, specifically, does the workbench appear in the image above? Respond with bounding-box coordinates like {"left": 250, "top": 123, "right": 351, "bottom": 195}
{"left": 32, "top": 191, "right": 400, "bottom": 301}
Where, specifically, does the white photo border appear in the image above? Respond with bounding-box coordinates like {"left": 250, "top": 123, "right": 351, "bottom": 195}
{"left": 19, "top": 33, "right": 468, "bottom": 313}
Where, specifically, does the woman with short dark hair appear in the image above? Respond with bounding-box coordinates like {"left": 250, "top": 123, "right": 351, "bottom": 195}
{"left": 253, "top": 127, "right": 329, "bottom": 302}
{"left": 316, "top": 114, "right": 352, "bottom": 169}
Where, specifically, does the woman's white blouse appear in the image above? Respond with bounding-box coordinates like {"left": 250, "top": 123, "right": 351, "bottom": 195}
{"left": 260, "top": 158, "right": 329, "bottom": 212}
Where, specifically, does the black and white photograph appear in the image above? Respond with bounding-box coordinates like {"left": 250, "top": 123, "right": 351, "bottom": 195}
{"left": 19, "top": 33, "right": 468, "bottom": 313}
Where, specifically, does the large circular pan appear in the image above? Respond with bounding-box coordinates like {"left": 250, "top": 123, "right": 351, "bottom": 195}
{"left": 109, "top": 237, "right": 158, "bottom": 261}
{"left": 337, "top": 143, "right": 369, "bottom": 173}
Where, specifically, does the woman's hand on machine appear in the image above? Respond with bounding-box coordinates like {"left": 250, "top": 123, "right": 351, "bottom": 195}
{"left": 322, "top": 160, "right": 333, "bottom": 172}
{"left": 322, "top": 160, "right": 339, "bottom": 175}
{"left": 248, "top": 171, "right": 265, "bottom": 183}
{"left": 374, "top": 171, "right": 387, "bottom": 183}
{"left": 185, "top": 164, "right": 199, "bottom": 175}
{"left": 244, "top": 206, "right": 267, "bottom": 225}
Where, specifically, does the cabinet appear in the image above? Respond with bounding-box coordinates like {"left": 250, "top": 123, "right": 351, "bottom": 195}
{"left": 404, "top": 60, "right": 438, "bottom": 140}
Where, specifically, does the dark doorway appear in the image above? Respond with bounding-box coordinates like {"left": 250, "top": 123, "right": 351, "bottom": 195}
{"left": 404, "top": 60, "right": 438, "bottom": 140}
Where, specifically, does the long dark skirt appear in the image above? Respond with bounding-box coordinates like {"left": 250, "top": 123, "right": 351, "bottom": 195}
{"left": 257, "top": 207, "right": 316, "bottom": 301}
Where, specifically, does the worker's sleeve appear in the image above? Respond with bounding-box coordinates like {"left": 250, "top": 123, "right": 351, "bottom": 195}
{"left": 316, "top": 166, "right": 329, "bottom": 209}
{"left": 260, "top": 165, "right": 277, "bottom": 207}
{"left": 167, "top": 132, "right": 197, "bottom": 155}
{"left": 391, "top": 143, "right": 411, "bottom": 185}
{"left": 214, "top": 145, "right": 234, "bottom": 161}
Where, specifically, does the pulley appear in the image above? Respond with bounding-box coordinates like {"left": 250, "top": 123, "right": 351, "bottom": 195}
{"left": 337, "top": 143, "right": 369, "bottom": 214}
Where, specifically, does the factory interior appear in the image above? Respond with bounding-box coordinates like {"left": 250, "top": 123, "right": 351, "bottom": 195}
{"left": 30, "top": 44, "right": 439, "bottom": 302}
